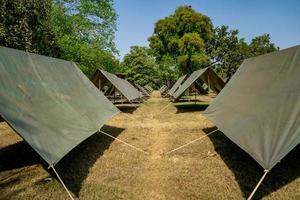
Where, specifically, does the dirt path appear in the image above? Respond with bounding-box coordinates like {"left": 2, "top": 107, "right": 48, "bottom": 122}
{"left": 80, "top": 91, "right": 213, "bottom": 200}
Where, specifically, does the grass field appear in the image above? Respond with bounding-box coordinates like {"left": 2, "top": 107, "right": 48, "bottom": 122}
{"left": 0, "top": 91, "right": 299, "bottom": 200}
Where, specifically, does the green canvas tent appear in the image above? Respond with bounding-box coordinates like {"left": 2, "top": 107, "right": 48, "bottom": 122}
{"left": 160, "top": 85, "right": 168, "bottom": 94}
{"left": 144, "top": 85, "right": 153, "bottom": 93}
{"left": 0, "top": 46, "right": 120, "bottom": 199}
{"left": 203, "top": 45, "right": 300, "bottom": 199}
{"left": 172, "top": 67, "right": 225, "bottom": 100}
{"left": 167, "top": 74, "right": 187, "bottom": 96}
{"left": 91, "top": 69, "right": 142, "bottom": 102}
{"left": 135, "top": 83, "right": 150, "bottom": 97}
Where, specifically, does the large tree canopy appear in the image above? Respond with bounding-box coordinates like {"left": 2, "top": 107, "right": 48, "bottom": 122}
{"left": 121, "top": 46, "right": 159, "bottom": 88}
{"left": 0, "top": 0, "right": 59, "bottom": 57}
{"left": 148, "top": 5, "right": 213, "bottom": 75}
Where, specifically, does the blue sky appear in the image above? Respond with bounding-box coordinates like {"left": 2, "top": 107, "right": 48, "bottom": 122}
{"left": 114, "top": 0, "right": 300, "bottom": 59}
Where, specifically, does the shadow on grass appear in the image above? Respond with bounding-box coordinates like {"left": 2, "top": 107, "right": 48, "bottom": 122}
{"left": 175, "top": 103, "right": 209, "bottom": 113}
{"left": 0, "top": 141, "right": 43, "bottom": 173}
{"left": 116, "top": 105, "right": 138, "bottom": 114}
{"left": 54, "top": 125, "right": 125, "bottom": 196}
{"left": 0, "top": 125, "right": 125, "bottom": 198}
{"left": 204, "top": 127, "right": 300, "bottom": 200}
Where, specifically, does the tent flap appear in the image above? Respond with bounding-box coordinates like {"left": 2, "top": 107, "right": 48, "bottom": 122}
{"left": 91, "top": 69, "right": 142, "bottom": 101}
{"left": 203, "top": 45, "right": 300, "bottom": 170}
{"left": 167, "top": 74, "right": 187, "bottom": 96}
{"left": 0, "top": 46, "right": 120, "bottom": 165}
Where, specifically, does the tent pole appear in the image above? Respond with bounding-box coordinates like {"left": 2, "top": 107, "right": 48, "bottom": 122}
{"left": 51, "top": 165, "right": 75, "bottom": 200}
{"left": 99, "top": 130, "right": 149, "bottom": 154}
{"left": 247, "top": 169, "right": 269, "bottom": 200}
{"left": 165, "top": 129, "right": 219, "bottom": 155}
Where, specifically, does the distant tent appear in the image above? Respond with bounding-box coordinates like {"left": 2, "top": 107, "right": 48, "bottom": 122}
{"left": 91, "top": 69, "right": 142, "bottom": 102}
{"left": 203, "top": 45, "right": 300, "bottom": 199}
{"left": 135, "top": 84, "right": 150, "bottom": 97}
{"left": 144, "top": 85, "right": 153, "bottom": 93}
{"left": 172, "top": 67, "right": 225, "bottom": 100}
{"left": 159, "top": 85, "right": 167, "bottom": 92}
{"left": 0, "top": 46, "right": 120, "bottom": 166}
{"left": 159, "top": 85, "right": 167, "bottom": 94}
{"left": 167, "top": 74, "right": 187, "bottom": 96}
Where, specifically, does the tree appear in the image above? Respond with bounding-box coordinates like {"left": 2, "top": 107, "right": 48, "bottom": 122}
{"left": 51, "top": 0, "right": 119, "bottom": 77}
{"left": 0, "top": 0, "right": 60, "bottom": 57}
{"left": 206, "top": 26, "right": 248, "bottom": 79}
{"left": 148, "top": 5, "right": 213, "bottom": 75}
{"left": 248, "top": 34, "right": 278, "bottom": 57}
{"left": 121, "top": 46, "right": 159, "bottom": 88}
{"left": 207, "top": 26, "right": 278, "bottom": 79}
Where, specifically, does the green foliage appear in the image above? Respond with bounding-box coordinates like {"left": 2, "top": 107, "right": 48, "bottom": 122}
{"left": 122, "top": 46, "right": 159, "bottom": 88}
{"left": 207, "top": 26, "right": 278, "bottom": 79}
{"left": 149, "top": 5, "right": 213, "bottom": 75}
{"left": 206, "top": 26, "right": 247, "bottom": 79}
{"left": 158, "top": 55, "right": 178, "bottom": 86}
{"left": 0, "top": 0, "right": 60, "bottom": 57}
{"left": 248, "top": 34, "right": 279, "bottom": 57}
{"left": 51, "top": 0, "right": 119, "bottom": 77}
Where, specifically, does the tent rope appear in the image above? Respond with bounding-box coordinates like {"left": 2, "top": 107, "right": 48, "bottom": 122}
{"left": 98, "top": 130, "right": 149, "bottom": 154}
{"left": 51, "top": 165, "right": 75, "bottom": 200}
{"left": 164, "top": 129, "right": 219, "bottom": 155}
{"left": 247, "top": 169, "right": 269, "bottom": 200}
{"left": 156, "top": 102, "right": 172, "bottom": 115}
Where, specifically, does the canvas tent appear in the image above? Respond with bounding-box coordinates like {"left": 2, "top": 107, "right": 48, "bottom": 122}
{"left": 135, "top": 83, "right": 150, "bottom": 97}
{"left": 91, "top": 69, "right": 143, "bottom": 102}
{"left": 159, "top": 85, "right": 167, "bottom": 92}
{"left": 172, "top": 67, "right": 225, "bottom": 100}
{"left": 203, "top": 45, "right": 300, "bottom": 199}
{"left": 167, "top": 74, "right": 187, "bottom": 96}
{"left": 159, "top": 85, "right": 168, "bottom": 94}
{"left": 144, "top": 85, "right": 153, "bottom": 93}
{"left": 0, "top": 46, "right": 120, "bottom": 199}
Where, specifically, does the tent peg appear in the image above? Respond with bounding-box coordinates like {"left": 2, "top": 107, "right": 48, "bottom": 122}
{"left": 51, "top": 165, "right": 75, "bottom": 200}
{"left": 247, "top": 169, "right": 270, "bottom": 200}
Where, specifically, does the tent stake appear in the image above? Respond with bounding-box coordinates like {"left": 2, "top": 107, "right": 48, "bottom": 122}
{"left": 247, "top": 169, "right": 269, "bottom": 200}
{"left": 165, "top": 129, "right": 219, "bottom": 155}
{"left": 99, "top": 130, "right": 149, "bottom": 154}
{"left": 51, "top": 165, "right": 75, "bottom": 200}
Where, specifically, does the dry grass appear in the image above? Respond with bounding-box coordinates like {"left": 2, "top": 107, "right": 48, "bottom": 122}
{"left": 0, "top": 91, "right": 299, "bottom": 200}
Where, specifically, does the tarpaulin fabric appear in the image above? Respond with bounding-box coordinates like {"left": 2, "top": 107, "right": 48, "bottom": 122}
{"left": 0, "top": 46, "right": 120, "bottom": 165}
{"left": 203, "top": 45, "right": 300, "bottom": 170}
{"left": 135, "top": 84, "right": 150, "bottom": 96}
{"left": 160, "top": 85, "right": 169, "bottom": 94}
{"left": 91, "top": 69, "right": 142, "bottom": 101}
{"left": 167, "top": 74, "right": 187, "bottom": 96}
{"left": 172, "top": 68, "right": 224, "bottom": 99}
{"left": 144, "top": 85, "right": 153, "bottom": 92}
{"left": 159, "top": 85, "right": 166, "bottom": 91}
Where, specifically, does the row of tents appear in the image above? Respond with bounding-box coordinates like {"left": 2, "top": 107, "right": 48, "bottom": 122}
{"left": 0, "top": 45, "right": 299, "bottom": 199}
{"left": 160, "top": 67, "right": 225, "bottom": 101}
{"left": 160, "top": 45, "right": 300, "bottom": 199}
